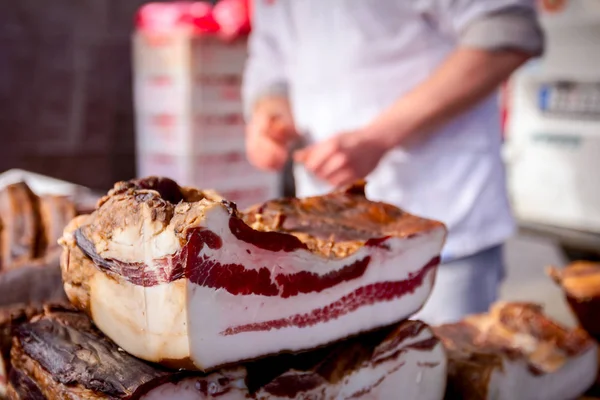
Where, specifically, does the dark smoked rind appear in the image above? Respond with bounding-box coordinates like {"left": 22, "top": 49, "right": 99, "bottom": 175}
{"left": 436, "top": 302, "right": 597, "bottom": 400}
{"left": 38, "top": 195, "right": 76, "bottom": 257}
{"left": 9, "top": 306, "right": 439, "bottom": 400}
{"left": 0, "top": 183, "right": 41, "bottom": 270}
{"left": 11, "top": 309, "right": 182, "bottom": 400}
{"left": 1, "top": 304, "right": 71, "bottom": 400}
{"left": 0, "top": 304, "right": 46, "bottom": 367}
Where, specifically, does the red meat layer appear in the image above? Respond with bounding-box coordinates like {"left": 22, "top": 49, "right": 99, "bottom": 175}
{"left": 221, "top": 256, "right": 440, "bottom": 335}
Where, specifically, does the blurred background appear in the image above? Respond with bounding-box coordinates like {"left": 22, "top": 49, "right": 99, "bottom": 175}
{"left": 0, "top": 0, "right": 144, "bottom": 189}
{"left": 0, "top": 0, "right": 598, "bottom": 323}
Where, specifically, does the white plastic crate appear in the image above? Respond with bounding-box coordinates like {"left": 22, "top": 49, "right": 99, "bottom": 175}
{"left": 133, "top": 26, "right": 281, "bottom": 204}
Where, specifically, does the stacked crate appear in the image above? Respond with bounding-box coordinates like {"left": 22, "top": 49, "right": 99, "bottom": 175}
{"left": 133, "top": 4, "right": 280, "bottom": 208}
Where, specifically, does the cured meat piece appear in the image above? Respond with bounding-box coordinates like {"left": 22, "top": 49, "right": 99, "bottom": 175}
{"left": 548, "top": 262, "right": 600, "bottom": 398}
{"left": 0, "top": 183, "right": 73, "bottom": 308}
{"left": 59, "top": 177, "right": 446, "bottom": 370}
{"left": 7, "top": 307, "right": 447, "bottom": 400}
{"left": 0, "top": 255, "right": 67, "bottom": 308}
{"left": 38, "top": 195, "right": 76, "bottom": 257}
{"left": 0, "top": 182, "right": 79, "bottom": 270}
{"left": 0, "top": 304, "right": 47, "bottom": 399}
{"left": 0, "top": 183, "right": 40, "bottom": 270}
{"left": 548, "top": 261, "right": 600, "bottom": 340}
{"left": 434, "top": 302, "right": 598, "bottom": 400}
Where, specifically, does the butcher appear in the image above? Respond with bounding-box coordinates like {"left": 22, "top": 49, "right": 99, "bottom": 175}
{"left": 242, "top": 1, "right": 544, "bottom": 324}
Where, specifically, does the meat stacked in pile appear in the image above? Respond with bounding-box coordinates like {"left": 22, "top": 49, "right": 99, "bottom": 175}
{"left": 7, "top": 177, "right": 450, "bottom": 399}
{"left": 0, "top": 182, "right": 74, "bottom": 307}
{"left": 1, "top": 176, "right": 598, "bottom": 400}
{"left": 435, "top": 302, "right": 598, "bottom": 400}
{"left": 549, "top": 261, "right": 600, "bottom": 396}
{"left": 549, "top": 261, "right": 600, "bottom": 342}
{"left": 0, "top": 181, "right": 81, "bottom": 398}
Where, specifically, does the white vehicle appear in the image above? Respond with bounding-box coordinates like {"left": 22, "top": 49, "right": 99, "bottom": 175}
{"left": 504, "top": 0, "right": 600, "bottom": 259}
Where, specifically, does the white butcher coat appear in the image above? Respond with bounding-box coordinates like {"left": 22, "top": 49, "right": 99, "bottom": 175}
{"left": 243, "top": 0, "right": 534, "bottom": 261}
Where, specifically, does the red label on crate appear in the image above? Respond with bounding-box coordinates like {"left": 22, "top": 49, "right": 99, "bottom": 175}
{"left": 152, "top": 114, "right": 176, "bottom": 128}
{"left": 221, "top": 88, "right": 238, "bottom": 101}
{"left": 197, "top": 151, "right": 245, "bottom": 165}
{"left": 196, "top": 74, "right": 242, "bottom": 102}
{"left": 149, "top": 75, "right": 173, "bottom": 86}
{"left": 195, "top": 113, "right": 244, "bottom": 126}
{"left": 148, "top": 114, "right": 177, "bottom": 141}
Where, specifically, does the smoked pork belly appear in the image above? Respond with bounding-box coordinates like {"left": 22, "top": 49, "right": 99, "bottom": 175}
{"left": 59, "top": 177, "right": 446, "bottom": 370}
{"left": 0, "top": 183, "right": 40, "bottom": 269}
{"left": 0, "top": 256, "right": 66, "bottom": 308}
{"left": 0, "top": 183, "right": 72, "bottom": 307}
{"left": 0, "top": 303, "right": 48, "bottom": 399}
{"left": 38, "top": 195, "right": 76, "bottom": 257}
{"left": 548, "top": 261, "right": 600, "bottom": 340}
{"left": 8, "top": 307, "right": 447, "bottom": 400}
{"left": 434, "top": 302, "right": 598, "bottom": 400}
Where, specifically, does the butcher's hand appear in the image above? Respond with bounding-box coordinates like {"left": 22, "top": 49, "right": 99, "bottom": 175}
{"left": 246, "top": 96, "right": 299, "bottom": 172}
{"left": 294, "top": 129, "right": 387, "bottom": 187}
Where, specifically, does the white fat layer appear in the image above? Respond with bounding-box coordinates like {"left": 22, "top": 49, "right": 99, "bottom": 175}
{"left": 188, "top": 267, "right": 436, "bottom": 369}
{"left": 141, "top": 329, "right": 447, "bottom": 400}
{"left": 90, "top": 272, "right": 189, "bottom": 362}
{"left": 485, "top": 343, "right": 598, "bottom": 400}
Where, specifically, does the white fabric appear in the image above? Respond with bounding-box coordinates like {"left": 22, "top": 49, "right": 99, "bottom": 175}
{"left": 243, "top": 0, "right": 535, "bottom": 260}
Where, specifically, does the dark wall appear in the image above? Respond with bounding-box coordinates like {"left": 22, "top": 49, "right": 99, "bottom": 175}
{"left": 0, "top": 0, "right": 169, "bottom": 191}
